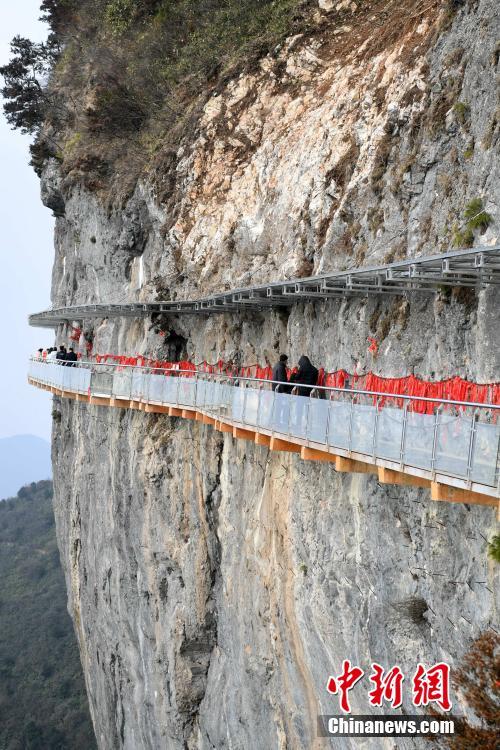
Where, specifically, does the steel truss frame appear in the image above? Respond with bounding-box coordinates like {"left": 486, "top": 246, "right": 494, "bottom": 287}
{"left": 29, "top": 245, "right": 500, "bottom": 328}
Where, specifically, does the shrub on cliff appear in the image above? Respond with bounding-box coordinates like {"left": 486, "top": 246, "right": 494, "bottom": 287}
{"left": 1, "top": 0, "right": 317, "bottom": 193}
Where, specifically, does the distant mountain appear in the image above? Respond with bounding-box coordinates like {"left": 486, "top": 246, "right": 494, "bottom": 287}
{"left": 0, "top": 480, "right": 96, "bottom": 749}
{"left": 0, "top": 435, "right": 51, "bottom": 500}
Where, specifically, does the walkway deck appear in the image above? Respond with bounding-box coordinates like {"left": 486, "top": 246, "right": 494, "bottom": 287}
{"left": 28, "top": 360, "right": 499, "bottom": 512}
{"left": 29, "top": 246, "right": 500, "bottom": 328}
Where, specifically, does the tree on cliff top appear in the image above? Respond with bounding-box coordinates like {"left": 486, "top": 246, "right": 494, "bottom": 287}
{"left": 0, "top": 0, "right": 317, "bottom": 191}
{"left": 0, "top": 35, "right": 60, "bottom": 135}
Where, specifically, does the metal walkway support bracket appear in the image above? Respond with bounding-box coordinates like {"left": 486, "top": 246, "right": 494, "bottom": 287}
{"left": 255, "top": 433, "right": 271, "bottom": 447}
{"left": 335, "top": 456, "right": 378, "bottom": 475}
{"left": 270, "top": 437, "right": 302, "bottom": 453}
{"left": 234, "top": 426, "right": 256, "bottom": 441}
{"left": 378, "top": 467, "right": 431, "bottom": 489}
{"left": 301, "top": 447, "right": 337, "bottom": 463}
{"left": 169, "top": 407, "right": 184, "bottom": 417}
{"left": 430, "top": 482, "right": 498, "bottom": 508}
{"left": 28, "top": 246, "right": 500, "bottom": 328}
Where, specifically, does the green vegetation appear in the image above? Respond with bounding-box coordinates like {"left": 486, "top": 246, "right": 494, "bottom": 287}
{"left": 0, "top": 480, "right": 96, "bottom": 750}
{"left": 453, "top": 100, "right": 470, "bottom": 127}
{"left": 452, "top": 198, "right": 492, "bottom": 247}
{"left": 1, "top": 0, "right": 318, "bottom": 189}
{"left": 463, "top": 198, "right": 492, "bottom": 230}
{"left": 488, "top": 534, "right": 500, "bottom": 563}
{"left": 428, "top": 630, "right": 500, "bottom": 749}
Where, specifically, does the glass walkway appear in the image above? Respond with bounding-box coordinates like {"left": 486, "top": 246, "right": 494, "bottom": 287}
{"left": 28, "top": 360, "right": 499, "bottom": 509}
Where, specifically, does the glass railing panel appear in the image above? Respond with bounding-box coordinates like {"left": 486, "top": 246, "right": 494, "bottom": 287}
{"left": 232, "top": 386, "right": 245, "bottom": 422}
{"left": 177, "top": 377, "right": 196, "bottom": 407}
{"left": 216, "top": 383, "right": 233, "bottom": 417}
{"left": 67, "top": 367, "right": 78, "bottom": 391}
{"left": 258, "top": 390, "right": 275, "bottom": 429}
{"left": 434, "top": 413, "right": 473, "bottom": 479}
{"left": 130, "top": 370, "right": 144, "bottom": 399}
{"left": 288, "top": 394, "right": 309, "bottom": 438}
{"left": 195, "top": 379, "right": 207, "bottom": 407}
{"left": 147, "top": 373, "right": 165, "bottom": 403}
{"left": 350, "top": 403, "right": 376, "bottom": 456}
{"left": 244, "top": 388, "right": 260, "bottom": 427}
{"left": 209, "top": 382, "right": 227, "bottom": 412}
{"left": 207, "top": 381, "right": 217, "bottom": 408}
{"left": 308, "top": 398, "right": 329, "bottom": 444}
{"left": 92, "top": 369, "right": 114, "bottom": 396}
{"left": 271, "top": 392, "right": 291, "bottom": 433}
{"left": 375, "top": 407, "right": 404, "bottom": 462}
{"left": 403, "top": 411, "right": 436, "bottom": 470}
{"left": 113, "top": 370, "right": 132, "bottom": 399}
{"left": 327, "top": 400, "right": 352, "bottom": 450}
{"left": 62, "top": 366, "right": 71, "bottom": 390}
{"left": 470, "top": 420, "right": 499, "bottom": 487}
{"left": 50, "top": 363, "right": 64, "bottom": 388}
{"left": 162, "top": 376, "right": 178, "bottom": 404}
{"left": 79, "top": 368, "right": 91, "bottom": 393}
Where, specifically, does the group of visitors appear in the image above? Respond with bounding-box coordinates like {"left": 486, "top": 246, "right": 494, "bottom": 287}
{"left": 272, "top": 354, "right": 319, "bottom": 396}
{"left": 35, "top": 345, "right": 78, "bottom": 365}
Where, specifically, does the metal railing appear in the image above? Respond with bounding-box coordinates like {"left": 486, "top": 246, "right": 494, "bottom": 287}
{"left": 28, "top": 359, "right": 500, "bottom": 498}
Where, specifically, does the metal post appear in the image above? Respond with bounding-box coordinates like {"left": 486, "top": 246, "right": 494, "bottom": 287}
{"left": 305, "top": 395, "right": 312, "bottom": 445}
{"left": 242, "top": 384, "right": 248, "bottom": 426}
{"left": 430, "top": 405, "right": 442, "bottom": 479}
{"left": 347, "top": 396, "right": 355, "bottom": 455}
{"left": 399, "top": 402, "right": 409, "bottom": 470}
{"left": 493, "top": 417, "right": 500, "bottom": 495}
{"left": 270, "top": 387, "right": 277, "bottom": 435}
{"left": 325, "top": 391, "right": 332, "bottom": 446}
{"left": 372, "top": 397, "right": 381, "bottom": 459}
{"left": 128, "top": 368, "right": 133, "bottom": 400}
{"left": 465, "top": 410, "right": 479, "bottom": 487}
{"left": 256, "top": 384, "right": 263, "bottom": 429}
{"left": 175, "top": 372, "right": 181, "bottom": 406}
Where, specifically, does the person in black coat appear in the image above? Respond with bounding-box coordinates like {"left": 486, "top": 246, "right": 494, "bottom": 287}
{"left": 66, "top": 347, "right": 78, "bottom": 366}
{"left": 290, "top": 355, "right": 319, "bottom": 397}
{"left": 272, "top": 354, "right": 290, "bottom": 392}
{"left": 56, "top": 345, "right": 67, "bottom": 363}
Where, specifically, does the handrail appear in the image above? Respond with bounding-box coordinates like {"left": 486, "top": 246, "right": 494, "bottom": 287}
{"left": 29, "top": 358, "right": 500, "bottom": 410}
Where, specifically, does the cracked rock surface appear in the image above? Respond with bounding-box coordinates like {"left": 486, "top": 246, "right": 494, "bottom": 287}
{"left": 46, "top": 1, "right": 499, "bottom": 747}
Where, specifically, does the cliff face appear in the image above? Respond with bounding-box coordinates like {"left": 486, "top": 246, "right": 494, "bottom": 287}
{"left": 45, "top": 1, "right": 499, "bottom": 748}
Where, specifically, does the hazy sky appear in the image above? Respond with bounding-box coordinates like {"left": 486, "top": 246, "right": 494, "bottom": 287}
{"left": 0, "top": 2, "right": 54, "bottom": 440}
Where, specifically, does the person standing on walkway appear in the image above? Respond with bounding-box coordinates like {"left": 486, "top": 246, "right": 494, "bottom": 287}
{"left": 56, "top": 345, "right": 67, "bottom": 363}
{"left": 66, "top": 347, "right": 78, "bottom": 366}
{"left": 272, "top": 354, "right": 290, "bottom": 392}
{"left": 290, "top": 355, "right": 319, "bottom": 397}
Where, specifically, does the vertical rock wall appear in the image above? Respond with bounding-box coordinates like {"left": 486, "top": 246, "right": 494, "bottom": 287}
{"left": 45, "top": 1, "right": 499, "bottom": 747}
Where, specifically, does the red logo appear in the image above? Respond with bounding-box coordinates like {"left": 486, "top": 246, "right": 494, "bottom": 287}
{"left": 326, "top": 662, "right": 452, "bottom": 713}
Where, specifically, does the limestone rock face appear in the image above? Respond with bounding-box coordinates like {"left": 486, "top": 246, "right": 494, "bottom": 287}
{"left": 46, "top": 1, "right": 499, "bottom": 748}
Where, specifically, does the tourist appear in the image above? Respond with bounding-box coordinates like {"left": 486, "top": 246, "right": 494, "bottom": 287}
{"left": 56, "top": 345, "right": 67, "bottom": 363}
{"left": 290, "top": 355, "right": 319, "bottom": 397}
{"left": 66, "top": 347, "right": 78, "bottom": 366}
{"left": 272, "top": 354, "right": 290, "bottom": 393}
